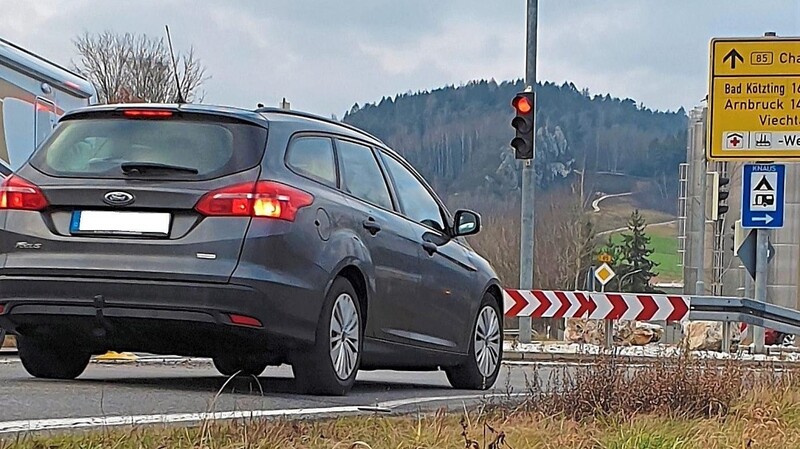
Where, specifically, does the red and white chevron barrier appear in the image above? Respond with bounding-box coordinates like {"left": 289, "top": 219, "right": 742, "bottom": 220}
{"left": 503, "top": 289, "right": 690, "bottom": 322}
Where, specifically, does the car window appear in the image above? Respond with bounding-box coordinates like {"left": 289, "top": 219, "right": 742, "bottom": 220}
{"left": 29, "top": 116, "right": 268, "bottom": 180}
{"left": 380, "top": 152, "right": 446, "bottom": 233}
{"left": 286, "top": 136, "right": 337, "bottom": 187}
{"left": 336, "top": 139, "right": 393, "bottom": 210}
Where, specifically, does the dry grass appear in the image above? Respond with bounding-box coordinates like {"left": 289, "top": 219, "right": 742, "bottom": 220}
{"left": 5, "top": 355, "right": 800, "bottom": 448}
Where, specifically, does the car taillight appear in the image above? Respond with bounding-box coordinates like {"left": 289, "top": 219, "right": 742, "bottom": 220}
{"left": 0, "top": 175, "right": 48, "bottom": 211}
{"left": 229, "top": 314, "right": 262, "bottom": 328}
{"left": 123, "top": 109, "right": 173, "bottom": 118}
{"left": 0, "top": 304, "right": 5, "bottom": 314}
{"left": 195, "top": 181, "right": 313, "bottom": 221}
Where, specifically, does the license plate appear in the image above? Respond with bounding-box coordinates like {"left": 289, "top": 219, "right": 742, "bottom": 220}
{"left": 70, "top": 210, "right": 171, "bottom": 236}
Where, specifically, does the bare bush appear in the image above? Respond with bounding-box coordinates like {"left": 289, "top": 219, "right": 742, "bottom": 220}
{"left": 72, "top": 30, "right": 209, "bottom": 104}
{"left": 516, "top": 354, "right": 769, "bottom": 421}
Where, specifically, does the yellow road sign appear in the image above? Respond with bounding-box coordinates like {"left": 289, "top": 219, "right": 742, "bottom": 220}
{"left": 707, "top": 37, "right": 800, "bottom": 160}
{"left": 594, "top": 263, "right": 616, "bottom": 286}
{"left": 597, "top": 253, "right": 613, "bottom": 263}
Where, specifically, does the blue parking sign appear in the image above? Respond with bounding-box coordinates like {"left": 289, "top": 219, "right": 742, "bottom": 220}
{"left": 742, "top": 163, "right": 785, "bottom": 229}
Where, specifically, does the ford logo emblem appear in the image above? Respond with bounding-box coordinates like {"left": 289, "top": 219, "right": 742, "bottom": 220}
{"left": 103, "top": 191, "right": 135, "bottom": 206}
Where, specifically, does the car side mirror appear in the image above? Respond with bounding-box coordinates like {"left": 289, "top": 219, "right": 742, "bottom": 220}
{"left": 452, "top": 210, "right": 481, "bottom": 237}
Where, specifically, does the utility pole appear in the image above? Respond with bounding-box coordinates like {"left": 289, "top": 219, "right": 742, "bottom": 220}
{"left": 690, "top": 107, "right": 708, "bottom": 296}
{"left": 518, "top": 0, "right": 538, "bottom": 343}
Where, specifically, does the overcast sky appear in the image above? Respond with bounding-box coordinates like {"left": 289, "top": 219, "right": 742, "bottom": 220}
{"left": 3, "top": 1, "right": 799, "bottom": 117}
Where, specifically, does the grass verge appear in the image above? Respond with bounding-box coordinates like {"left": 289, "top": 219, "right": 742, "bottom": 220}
{"left": 5, "top": 354, "right": 800, "bottom": 448}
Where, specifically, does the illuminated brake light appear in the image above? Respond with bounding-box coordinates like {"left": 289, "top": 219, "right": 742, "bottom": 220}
{"left": 0, "top": 175, "right": 49, "bottom": 211}
{"left": 122, "top": 110, "right": 174, "bottom": 118}
{"left": 195, "top": 181, "right": 313, "bottom": 221}
{"left": 229, "top": 314, "right": 262, "bottom": 327}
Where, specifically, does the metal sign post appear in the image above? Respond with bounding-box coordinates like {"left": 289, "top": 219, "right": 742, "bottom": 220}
{"left": 753, "top": 229, "right": 770, "bottom": 354}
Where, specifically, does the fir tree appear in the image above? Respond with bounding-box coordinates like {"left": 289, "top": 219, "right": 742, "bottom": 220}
{"left": 618, "top": 210, "right": 659, "bottom": 293}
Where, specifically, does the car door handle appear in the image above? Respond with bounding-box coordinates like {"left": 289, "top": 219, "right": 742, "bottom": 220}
{"left": 362, "top": 219, "right": 382, "bottom": 235}
{"left": 422, "top": 241, "right": 438, "bottom": 255}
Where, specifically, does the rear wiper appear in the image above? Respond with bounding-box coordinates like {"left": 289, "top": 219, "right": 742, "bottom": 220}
{"left": 120, "top": 162, "right": 199, "bottom": 175}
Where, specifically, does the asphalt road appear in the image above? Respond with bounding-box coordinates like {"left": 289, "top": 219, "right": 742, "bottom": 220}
{"left": 0, "top": 358, "right": 551, "bottom": 428}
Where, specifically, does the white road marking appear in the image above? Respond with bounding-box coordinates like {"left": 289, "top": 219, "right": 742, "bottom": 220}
{"left": 0, "top": 406, "right": 365, "bottom": 434}
{"left": 0, "top": 393, "right": 525, "bottom": 434}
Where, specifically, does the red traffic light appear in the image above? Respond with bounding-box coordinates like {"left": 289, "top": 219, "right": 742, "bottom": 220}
{"left": 512, "top": 95, "right": 533, "bottom": 114}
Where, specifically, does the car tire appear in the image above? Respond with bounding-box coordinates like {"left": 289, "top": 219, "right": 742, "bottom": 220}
{"left": 17, "top": 336, "right": 91, "bottom": 380}
{"left": 212, "top": 355, "right": 268, "bottom": 377}
{"left": 292, "top": 276, "right": 362, "bottom": 396}
{"left": 445, "top": 292, "right": 503, "bottom": 390}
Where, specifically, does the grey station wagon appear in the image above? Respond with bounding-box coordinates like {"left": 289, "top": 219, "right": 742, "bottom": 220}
{"left": 0, "top": 104, "right": 504, "bottom": 395}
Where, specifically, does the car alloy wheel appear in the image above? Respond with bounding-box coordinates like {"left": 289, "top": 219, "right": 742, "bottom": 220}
{"left": 445, "top": 292, "right": 503, "bottom": 390}
{"left": 474, "top": 305, "right": 501, "bottom": 377}
{"left": 292, "top": 276, "right": 362, "bottom": 396}
{"left": 329, "top": 292, "right": 360, "bottom": 381}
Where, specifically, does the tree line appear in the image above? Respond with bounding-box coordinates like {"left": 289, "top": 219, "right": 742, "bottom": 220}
{"left": 343, "top": 79, "right": 688, "bottom": 202}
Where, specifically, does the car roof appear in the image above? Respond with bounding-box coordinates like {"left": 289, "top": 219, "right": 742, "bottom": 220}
{"left": 57, "top": 102, "right": 412, "bottom": 167}
{"left": 58, "top": 102, "right": 401, "bottom": 157}
{"left": 255, "top": 108, "right": 417, "bottom": 166}
{"left": 60, "top": 103, "right": 272, "bottom": 128}
{"left": 255, "top": 107, "right": 386, "bottom": 147}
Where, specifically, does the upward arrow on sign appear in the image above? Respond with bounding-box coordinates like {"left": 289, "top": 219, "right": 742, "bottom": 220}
{"left": 723, "top": 48, "right": 744, "bottom": 69}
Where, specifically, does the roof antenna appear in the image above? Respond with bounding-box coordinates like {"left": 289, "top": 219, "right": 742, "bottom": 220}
{"left": 165, "top": 25, "right": 186, "bottom": 104}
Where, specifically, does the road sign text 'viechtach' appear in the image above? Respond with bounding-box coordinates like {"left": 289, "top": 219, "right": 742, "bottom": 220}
{"left": 708, "top": 37, "right": 800, "bottom": 160}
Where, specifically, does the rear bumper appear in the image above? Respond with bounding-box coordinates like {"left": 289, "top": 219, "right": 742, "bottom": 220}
{"left": 0, "top": 275, "right": 322, "bottom": 357}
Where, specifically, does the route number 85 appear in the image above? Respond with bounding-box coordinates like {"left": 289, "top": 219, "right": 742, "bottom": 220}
{"left": 751, "top": 52, "right": 774, "bottom": 65}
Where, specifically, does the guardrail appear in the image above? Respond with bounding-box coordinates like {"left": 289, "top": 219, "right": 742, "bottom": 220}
{"left": 690, "top": 295, "right": 800, "bottom": 336}
{"left": 504, "top": 289, "right": 800, "bottom": 354}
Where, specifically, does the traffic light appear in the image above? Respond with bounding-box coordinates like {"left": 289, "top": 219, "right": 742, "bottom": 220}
{"left": 510, "top": 91, "right": 535, "bottom": 159}
{"left": 732, "top": 219, "right": 745, "bottom": 256}
{"left": 711, "top": 171, "right": 730, "bottom": 220}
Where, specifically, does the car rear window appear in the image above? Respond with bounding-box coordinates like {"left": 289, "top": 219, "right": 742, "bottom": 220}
{"left": 29, "top": 115, "right": 268, "bottom": 180}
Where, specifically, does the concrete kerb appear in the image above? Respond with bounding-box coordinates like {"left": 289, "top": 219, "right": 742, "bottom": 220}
{"left": 502, "top": 341, "right": 800, "bottom": 366}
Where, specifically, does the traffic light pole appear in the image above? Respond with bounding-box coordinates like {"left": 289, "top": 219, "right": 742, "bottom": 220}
{"left": 518, "top": 0, "right": 538, "bottom": 343}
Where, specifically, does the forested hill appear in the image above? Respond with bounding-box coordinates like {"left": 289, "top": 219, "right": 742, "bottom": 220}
{"left": 342, "top": 79, "right": 688, "bottom": 198}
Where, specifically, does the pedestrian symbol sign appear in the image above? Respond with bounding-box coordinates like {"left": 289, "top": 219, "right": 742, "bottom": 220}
{"left": 742, "top": 163, "right": 785, "bottom": 228}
